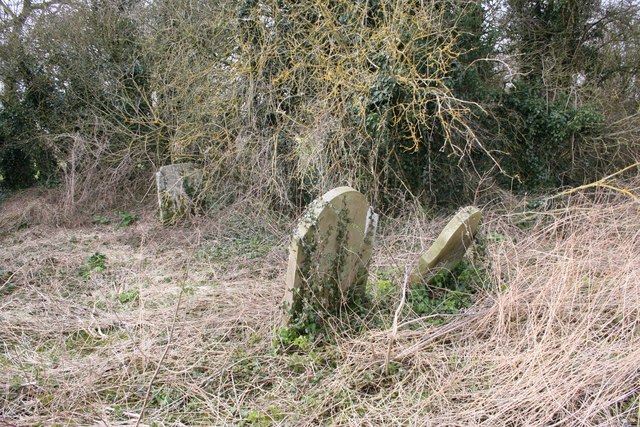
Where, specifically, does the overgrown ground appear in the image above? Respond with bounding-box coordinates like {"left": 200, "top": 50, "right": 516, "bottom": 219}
{"left": 1, "top": 186, "right": 639, "bottom": 426}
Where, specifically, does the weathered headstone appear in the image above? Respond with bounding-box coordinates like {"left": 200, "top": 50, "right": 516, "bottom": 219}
{"left": 409, "top": 206, "right": 481, "bottom": 285}
{"left": 156, "top": 163, "right": 203, "bottom": 224}
{"left": 282, "top": 187, "right": 378, "bottom": 328}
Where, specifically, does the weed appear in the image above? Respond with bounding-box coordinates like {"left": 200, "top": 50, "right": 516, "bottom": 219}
{"left": 152, "top": 386, "right": 182, "bottom": 407}
{"left": 80, "top": 252, "right": 107, "bottom": 280}
{"left": 93, "top": 300, "right": 107, "bottom": 310}
{"left": 196, "top": 235, "right": 275, "bottom": 262}
{"left": 355, "top": 361, "right": 409, "bottom": 395}
{"left": 116, "top": 211, "right": 138, "bottom": 228}
{"left": 271, "top": 326, "right": 310, "bottom": 352}
{"left": 366, "top": 261, "right": 487, "bottom": 327}
{"left": 240, "top": 406, "right": 284, "bottom": 427}
{"left": 370, "top": 267, "right": 401, "bottom": 303}
{"left": 408, "top": 261, "right": 486, "bottom": 319}
{"left": 248, "top": 332, "right": 263, "bottom": 346}
{"left": 179, "top": 281, "right": 197, "bottom": 296}
{"left": 88, "top": 252, "right": 106, "bottom": 271}
{"left": 618, "top": 393, "right": 640, "bottom": 425}
{"left": 117, "top": 289, "right": 139, "bottom": 305}
{"left": 485, "top": 231, "right": 506, "bottom": 241}
{"left": 110, "top": 404, "right": 127, "bottom": 421}
{"left": 292, "top": 335, "right": 312, "bottom": 352}
{"left": 92, "top": 214, "right": 111, "bottom": 225}
{"left": 229, "top": 349, "right": 271, "bottom": 387}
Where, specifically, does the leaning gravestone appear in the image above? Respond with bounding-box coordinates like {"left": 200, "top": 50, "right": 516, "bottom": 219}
{"left": 409, "top": 206, "right": 481, "bottom": 285}
{"left": 156, "top": 163, "right": 203, "bottom": 225}
{"left": 282, "top": 187, "right": 378, "bottom": 328}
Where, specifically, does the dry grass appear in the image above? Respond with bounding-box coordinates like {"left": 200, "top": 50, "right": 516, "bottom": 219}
{"left": 0, "top": 188, "right": 66, "bottom": 231}
{"left": 1, "top": 185, "right": 639, "bottom": 426}
{"left": 380, "top": 188, "right": 640, "bottom": 425}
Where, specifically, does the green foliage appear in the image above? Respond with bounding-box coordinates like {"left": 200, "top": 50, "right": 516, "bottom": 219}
{"left": 153, "top": 0, "right": 495, "bottom": 210}
{"left": 496, "top": 81, "right": 605, "bottom": 190}
{"left": 197, "top": 235, "right": 275, "bottom": 262}
{"left": 152, "top": 386, "right": 182, "bottom": 407}
{"left": 0, "top": 146, "right": 36, "bottom": 189}
{"left": 0, "top": 27, "right": 60, "bottom": 190}
{"left": 485, "top": 231, "right": 506, "bottom": 242}
{"left": 240, "top": 406, "right": 284, "bottom": 427}
{"left": 354, "top": 360, "right": 410, "bottom": 395}
{"left": 117, "top": 289, "right": 139, "bottom": 305}
{"left": 408, "top": 261, "right": 487, "bottom": 320}
{"left": 496, "top": 83, "right": 606, "bottom": 189}
{"left": 372, "top": 276, "right": 395, "bottom": 303}
{"left": 92, "top": 215, "right": 111, "bottom": 225}
{"left": 80, "top": 252, "right": 107, "bottom": 280}
{"left": 273, "top": 326, "right": 313, "bottom": 352}
{"left": 0, "top": 0, "right": 638, "bottom": 211}
{"left": 487, "top": 0, "right": 640, "bottom": 190}
{"left": 116, "top": 211, "right": 138, "bottom": 228}
{"left": 0, "top": 0, "right": 157, "bottom": 199}
{"left": 352, "top": 0, "right": 499, "bottom": 207}
{"left": 88, "top": 253, "right": 107, "bottom": 272}
{"left": 619, "top": 393, "right": 640, "bottom": 425}
{"left": 64, "top": 330, "right": 100, "bottom": 354}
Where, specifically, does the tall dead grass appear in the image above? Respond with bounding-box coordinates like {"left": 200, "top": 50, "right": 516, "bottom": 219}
{"left": 0, "top": 128, "right": 160, "bottom": 232}
{"left": 378, "top": 187, "right": 640, "bottom": 425}
{"left": 0, "top": 184, "right": 638, "bottom": 425}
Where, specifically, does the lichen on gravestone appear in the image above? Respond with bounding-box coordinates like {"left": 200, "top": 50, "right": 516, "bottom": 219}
{"left": 282, "top": 187, "right": 378, "bottom": 332}
{"left": 409, "top": 206, "right": 481, "bottom": 286}
{"left": 156, "top": 163, "right": 203, "bottom": 225}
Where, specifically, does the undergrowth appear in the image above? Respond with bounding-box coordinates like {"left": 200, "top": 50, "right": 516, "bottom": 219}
{"left": 1, "top": 185, "right": 639, "bottom": 425}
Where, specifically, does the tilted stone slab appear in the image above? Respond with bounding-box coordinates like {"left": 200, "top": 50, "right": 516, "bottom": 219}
{"left": 283, "top": 186, "right": 378, "bottom": 327}
{"left": 409, "top": 206, "right": 481, "bottom": 285}
{"left": 156, "top": 163, "right": 203, "bottom": 225}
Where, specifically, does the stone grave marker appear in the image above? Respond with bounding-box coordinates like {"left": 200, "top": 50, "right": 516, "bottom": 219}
{"left": 409, "top": 206, "right": 481, "bottom": 285}
{"left": 282, "top": 186, "right": 378, "bottom": 328}
{"left": 156, "top": 163, "right": 203, "bottom": 224}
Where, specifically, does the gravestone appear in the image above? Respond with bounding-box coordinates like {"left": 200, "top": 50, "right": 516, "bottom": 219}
{"left": 156, "top": 163, "right": 203, "bottom": 225}
{"left": 409, "top": 206, "right": 481, "bottom": 285}
{"left": 282, "top": 186, "right": 378, "bottom": 328}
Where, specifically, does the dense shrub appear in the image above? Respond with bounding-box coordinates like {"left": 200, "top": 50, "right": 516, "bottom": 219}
{"left": 493, "top": 82, "right": 606, "bottom": 189}
{"left": 1, "top": 0, "right": 638, "bottom": 209}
